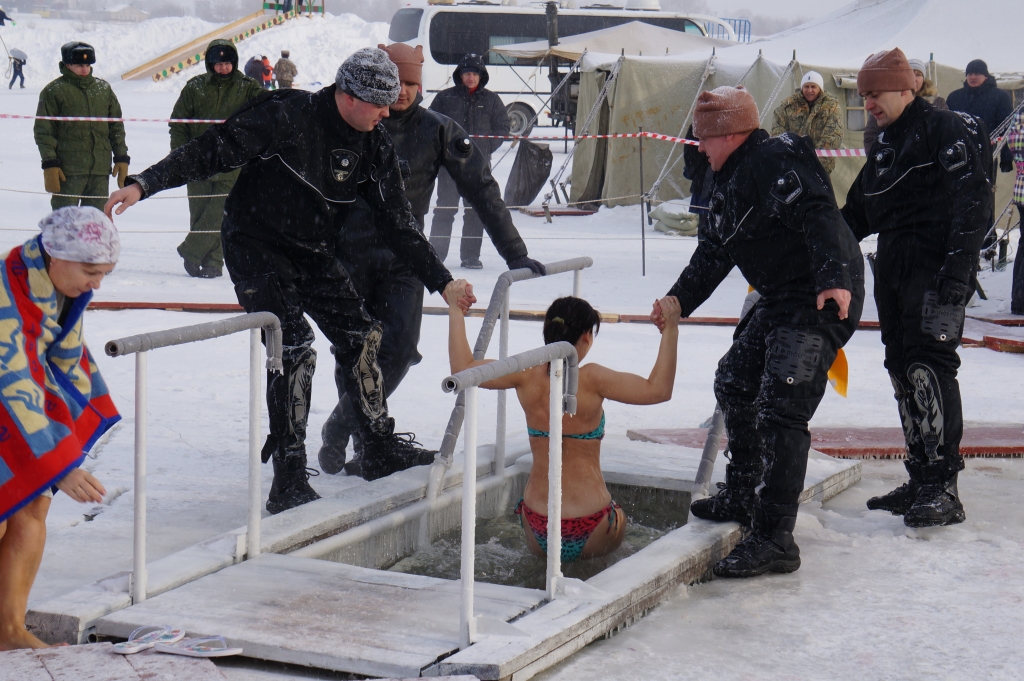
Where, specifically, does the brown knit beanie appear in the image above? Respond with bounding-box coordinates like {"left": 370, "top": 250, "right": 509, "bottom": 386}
{"left": 857, "top": 48, "right": 916, "bottom": 93}
{"left": 692, "top": 86, "right": 760, "bottom": 139}
{"left": 379, "top": 43, "right": 423, "bottom": 86}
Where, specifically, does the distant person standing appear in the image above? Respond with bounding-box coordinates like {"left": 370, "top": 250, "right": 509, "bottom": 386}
{"left": 9, "top": 54, "right": 25, "bottom": 89}
{"left": 243, "top": 55, "right": 261, "bottom": 82}
{"left": 274, "top": 50, "right": 297, "bottom": 89}
{"left": 947, "top": 59, "right": 1013, "bottom": 252}
{"left": 428, "top": 53, "right": 510, "bottom": 269}
{"left": 1008, "top": 109, "right": 1024, "bottom": 315}
{"left": 170, "top": 40, "right": 263, "bottom": 279}
{"left": 864, "top": 58, "right": 947, "bottom": 151}
{"left": 260, "top": 56, "right": 274, "bottom": 89}
{"left": 770, "top": 71, "right": 844, "bottom": 173}
{"left": 34, "top": 42, "right": 129, "bottom": 211}
{"left": 0, "top": 5, "right": 12, "bottom": 26}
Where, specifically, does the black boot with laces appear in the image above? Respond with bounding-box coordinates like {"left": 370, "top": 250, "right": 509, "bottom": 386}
{"left": 346, "top": 432, "right": 437, "bottom": 481}
{"left": 266, "top": 444, "right": 321, "bottom": 515}
{"left": 904, "top": 473, "right": 965, "bottom": 528}
{"left": 690, "top": 464, "right": 762, "bottom": 526}
{"left": 713, "top": 504, "right": 800, "bottom": 578}
{"left": 866, "top": 481, "right": 920, "bottom": 515}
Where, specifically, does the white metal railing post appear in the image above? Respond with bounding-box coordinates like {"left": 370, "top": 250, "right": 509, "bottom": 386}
{"left": 573, "top": 269, "right": 582, "bottom": 298}
{"left": 460, "top": 385, "right": 479, "bottom": 649}
{"left": 546, "top": 358, "right": 564, "bottom": 600}
{"left": 132, "top": 351, "right": 148, "bottom": 604}
{"left": 247, "top": 328, "right": 262, "bottom": 558}
{"left": 494, "top": 293, "right": 510, "bottom": 475}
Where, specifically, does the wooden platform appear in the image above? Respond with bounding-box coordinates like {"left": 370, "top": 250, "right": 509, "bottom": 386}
{"left": 963, "top": 317, "right": 1024, "bottom": 352}
{"left": 0, "top": 643, "right": 226, "bottom": 681}
{"left": 628, "top": 426, "right": 1024, "bottom": 459}
{"left": 967, "top": 310, "right": 1024, "bottom": 327}
{"left": 96, "top": 554, "right": 544, "bottom": 679}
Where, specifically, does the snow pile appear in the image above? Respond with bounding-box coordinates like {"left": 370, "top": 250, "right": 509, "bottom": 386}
{"left": 0, "top": 13, "right": 390, "bottom": 93}
{"left": 1, "top": 15, "right": 218, "bottom": 83}
{"left": 145, "top": 13, "right": 391, "bottom": 93}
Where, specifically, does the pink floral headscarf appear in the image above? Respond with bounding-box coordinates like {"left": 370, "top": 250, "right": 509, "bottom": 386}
{"left": 39, "top": 206, "right": 120, "bottom": 264}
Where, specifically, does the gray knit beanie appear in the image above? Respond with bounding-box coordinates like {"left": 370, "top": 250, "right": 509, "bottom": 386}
{"left": 335, "top": 48, "right": 400, "bottom": 107}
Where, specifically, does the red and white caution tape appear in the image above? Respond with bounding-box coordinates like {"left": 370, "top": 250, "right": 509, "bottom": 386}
{"left": 0, "top": 113, "right": 227, "bottom": 123}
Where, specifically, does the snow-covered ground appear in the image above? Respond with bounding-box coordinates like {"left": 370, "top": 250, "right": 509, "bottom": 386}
{"left": 1, "top": 13, "right": 1023, "bottom": 681}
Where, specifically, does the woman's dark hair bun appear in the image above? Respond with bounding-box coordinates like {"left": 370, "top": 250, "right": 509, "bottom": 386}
{"left": 543, "top": 297, "right": 600, "bottom": 346}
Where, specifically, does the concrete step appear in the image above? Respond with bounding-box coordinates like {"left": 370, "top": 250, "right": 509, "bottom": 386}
{"left": 0, "top": 643, "right": 226, "bottom": 680}
{"left": 628, "top": 426, "right": 1024, "bottom": 459}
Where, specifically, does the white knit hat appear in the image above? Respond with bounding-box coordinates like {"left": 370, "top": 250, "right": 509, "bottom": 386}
{"left": 801, "top": 71, "right": 824, "bottom": 90}
{"left": 907, "top": 58, "right": 927, "bottom": 75}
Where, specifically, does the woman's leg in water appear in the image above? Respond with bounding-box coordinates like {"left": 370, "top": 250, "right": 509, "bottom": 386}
{"left": 0, "top": 496, "right": 54, "bottom": 650}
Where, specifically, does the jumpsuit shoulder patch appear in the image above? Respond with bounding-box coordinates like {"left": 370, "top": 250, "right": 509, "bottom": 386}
{"left": 330, "top": 149, "right": 359, "bottom": 183}
{"left": 770, "top": 170, "right": 803, "bottom": 205}
{"left": 938, "top": 141, "right": 967, "bottom": 172}
{"left": 873, "top": 147, "right": 896, "bottom": 176}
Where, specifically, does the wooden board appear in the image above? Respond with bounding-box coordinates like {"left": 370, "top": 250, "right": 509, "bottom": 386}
{"left": 96, "top": 554, "right": 544, "bottom": 679}
{"left": 0, "top": 643, "right": 226, "bottom": 681}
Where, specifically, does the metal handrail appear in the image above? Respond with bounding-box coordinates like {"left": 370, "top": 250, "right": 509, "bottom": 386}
{"left": 442, "top": 341, "right": 580, "bottom": 649}
{"left": 105, "top": 312, "right": 282, "bottom": 605}
{"left": 419, "top": 257, "right": 592, "bottom": 546}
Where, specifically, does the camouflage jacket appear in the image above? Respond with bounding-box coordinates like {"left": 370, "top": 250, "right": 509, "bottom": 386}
{"left": 770, "top": 90, "right": 843, "bottom": 173}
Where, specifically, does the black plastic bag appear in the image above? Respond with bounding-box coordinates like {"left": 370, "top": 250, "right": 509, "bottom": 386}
{"left": 503, "top": 139, "right": 552, "bottom": 208}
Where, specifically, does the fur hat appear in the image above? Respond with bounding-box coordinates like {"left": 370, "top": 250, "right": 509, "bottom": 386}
{"left": 692, "top": 86, "right": 760, "bottom": 139}
{"left": 335, "top": 48, "right": 401, "bottom": 107}
{"left": 857, "top": 48, "right": 916, "bottom": 93}
{"left": 801, "top": 71, "right": 824, "bottom": 90}
{"left": 281, "top": 50, "right": 290, "bottom": 58}
{"left": 379, "top": 43, "right": 424, "bottom": 86}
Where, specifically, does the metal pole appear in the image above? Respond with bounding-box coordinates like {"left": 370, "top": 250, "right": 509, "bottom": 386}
{"left": 132, "top": 351, "right": 148, "bottom": 604}
{"left": 460, "top": 386, "right": 479, "bottom": 649}
{"left": 546, "top": 358, "right": 564, "bottom": 600}
{"left": 573, "top": 269, "right": 582, "bottom": 299}
{"left": 494, "top": 294, "right": 509, "bottom": 476}
{"left": 247, "top": 328, "right": 262, "bottom": 558}
{"left": 639, "top": 127, "right": 646, "bottom": 277}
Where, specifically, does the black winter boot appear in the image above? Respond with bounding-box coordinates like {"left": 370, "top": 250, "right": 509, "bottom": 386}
{"left": 690, "top": 464, "right": 762, "bottom": 526}
{"left": 318, "top": 410, "right": 355, "bottom": 475}
{"left": 266, "top": 442, "right": 321, "bottom": 515}
{"left": 713, "top": 505, "right": 800, "bottom": 578}
{"left": 866, "top": 475, "right": 920, "bottom": 516}
{"left": 345, "top": 432, "right": 437, "bottom": 481}
{"left": 904, "top": 472, "right": 965, "bottom": 528}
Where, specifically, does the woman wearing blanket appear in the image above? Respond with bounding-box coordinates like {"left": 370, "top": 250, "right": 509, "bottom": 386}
{"left": 447, "top": 281, "right": 681, "bottom": 562}
{"left": 0, "top": 206, "right": 121, "bottom": 650}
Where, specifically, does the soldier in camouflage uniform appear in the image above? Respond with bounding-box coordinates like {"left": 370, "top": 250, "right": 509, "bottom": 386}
{"left": 170, "top": 40, "right": 264, "bottom": 278}
{"left": 34, "top": 42, "right": 129, "bottom": 211}
{"left": 770, "top": 71, "right": 844, "bottom": 173}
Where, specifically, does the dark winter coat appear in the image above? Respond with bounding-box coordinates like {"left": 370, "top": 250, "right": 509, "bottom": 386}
{"left": 0, "top": 10, "right": 10, "bottom": 26}
{"left": 842, "top": 97, "right": 992, "bottom": 285}
{"left": 682, "top": 125, "right": 711, "bottom": 220}
{"left": 170, "top": 40, "right": 264, "bottom": 151}
{"left": 128, "top": 85, "right": 453, "bottom": 294}
{"left": 428, "top": 55, "right": 509, "bottom": 156}
{"left": 12, "top": 58, "right": 24, "bottom": 75}
{"left": 34, "top": 64, "right": 129, "bottom": 175}
{"left": 946, "top": 76, "right": 1013, "bottom": 170}
{"left": 243, "top": 57, "right": 261, "bottom": 82}
{"left": 667, "top": 129, "right": 864, "bottom": 316}
{"left": 340, "top": 93, "right": 527, "bottom": 262}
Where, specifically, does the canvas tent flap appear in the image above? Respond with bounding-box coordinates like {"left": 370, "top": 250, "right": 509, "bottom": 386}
{"left": 491, "top": 21, "right": 732, "bottom": 61}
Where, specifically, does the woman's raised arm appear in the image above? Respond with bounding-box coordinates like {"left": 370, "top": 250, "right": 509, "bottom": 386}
{"left": 591, "top": 296, "right": 681, "bottom": 405}
{"left": 447, "top": 279, "right": 521, "bottom": 390}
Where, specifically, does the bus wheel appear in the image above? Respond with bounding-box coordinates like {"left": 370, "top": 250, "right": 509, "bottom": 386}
{"left": 506, "top": 103, "right": 535, "bottom": 137}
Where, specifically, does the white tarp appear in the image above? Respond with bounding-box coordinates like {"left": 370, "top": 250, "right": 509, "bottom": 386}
{"left": 490, "top": 21, "right": 732, "bottom": 60}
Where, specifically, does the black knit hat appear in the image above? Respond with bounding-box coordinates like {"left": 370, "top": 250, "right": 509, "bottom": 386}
{"left": 965, "top": 59, "right": 989, "bottom": 77}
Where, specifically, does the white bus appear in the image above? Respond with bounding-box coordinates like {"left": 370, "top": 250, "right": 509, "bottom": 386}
{"left": 387, "top": 1, "right": 737, "bottom": 135}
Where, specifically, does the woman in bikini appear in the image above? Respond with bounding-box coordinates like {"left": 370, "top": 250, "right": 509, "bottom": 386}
{"left": 447, "top": 282, "right": 681, "bottom": 562}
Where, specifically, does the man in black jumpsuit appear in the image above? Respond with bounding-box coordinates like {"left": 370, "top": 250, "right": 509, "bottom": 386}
{"left": 105, "top": 49, "right": 474, "bottom": 514}
{"left": 652, "top": 86, "right": 864, "bottom": 578}
{"left": 318, "top": 43, "right": 544, "bottom": 480}
{"left": 842, "top": 49, "right": 992, "bottom": 528}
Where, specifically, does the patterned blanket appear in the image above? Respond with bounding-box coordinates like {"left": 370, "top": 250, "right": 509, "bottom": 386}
{"left": 0, "top": 236, "right": 120, "bottom": 523}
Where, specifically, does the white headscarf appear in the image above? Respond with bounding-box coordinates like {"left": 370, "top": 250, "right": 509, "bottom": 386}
{"left": 39, "top": 206, "right": 120, "bottom": 264}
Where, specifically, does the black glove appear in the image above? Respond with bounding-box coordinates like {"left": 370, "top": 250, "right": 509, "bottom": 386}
{"left": 930, "top": 275, "right": 972, "bottom": 307}
{"left": 507, "top": 255, "right": 546, "bottom": 276}
{"left": 1000, "top": 151, "right": 1013, "bottom": 174}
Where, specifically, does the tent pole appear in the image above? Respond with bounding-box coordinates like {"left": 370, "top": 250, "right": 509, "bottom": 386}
{"left": 639, "top": 126, "right": 646, "bottom": 277}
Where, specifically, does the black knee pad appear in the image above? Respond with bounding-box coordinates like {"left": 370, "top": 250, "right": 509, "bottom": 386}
{"left": 906, "top": 362, "right": 945, "bottom": 462}
{"left": 767, "top": 327, "right": 824, "bottom": 386}
{"left": 920, "top": 291, "right": 964, "bottom": 343}
{"left": 352, "top": 323, "right": 387, "bottom": 422}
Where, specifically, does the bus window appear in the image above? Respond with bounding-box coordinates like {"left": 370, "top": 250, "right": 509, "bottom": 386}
{"left": 430, "top": 12, "right": 547, "bottom": 65}
{"left": 388, "top": 8, "right": 423, "bottom": 43}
